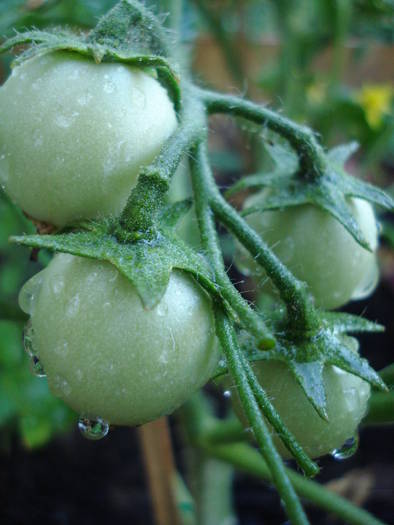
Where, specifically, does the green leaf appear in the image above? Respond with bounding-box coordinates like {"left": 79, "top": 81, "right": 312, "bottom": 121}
{"left": 321, "top": 312, "right": 385, "bottom": 334}
{"left": 87, "top": 0, "right": 171, "bottom": 58}
{"left": 237, "top": 311, "right": 387, "bottom": 420}
{"left": 327, "top": 141, "right": 359, "bottom": 166}
{"left": 10, "top": 228, "right": 218, "bottom": 310}
{"left": 313, "top": 182, "right": 372, "bottom": 250}
{"left": 226, "top": 139, "right": 393, "bottom": 249}
{"left": 328, "top": 338, "right": 388, "bottom": 392}
{"left": 289, "top": 361, "right": 328, "bottom": 420}
{"left": 341, "top": 173, "right": 394, "bottom": 211}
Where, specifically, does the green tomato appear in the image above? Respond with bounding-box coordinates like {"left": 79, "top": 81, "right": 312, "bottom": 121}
{"left": 19, "top": 254, "right": 219, "bottom": 426}
{"left": 231, "top": 352, "right": 371, "bottom": 459}
{"left": 235, "top": 193, "right": 379, "bottom": 309}
{"left": 0, "top": 52, "right": 177, "bottom": 227}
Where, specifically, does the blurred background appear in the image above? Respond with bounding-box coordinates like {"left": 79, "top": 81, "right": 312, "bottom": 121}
{"left": 0, "top": 1, "right": 393, "bottom": 524}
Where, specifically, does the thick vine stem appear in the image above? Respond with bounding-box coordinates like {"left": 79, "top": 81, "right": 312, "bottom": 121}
{"left": 189, "top": 143, "right": 275, "bottom": 348}
{"left": 214, "top": 308, "right": 309, "bottom": 525}
{"left": 196, "top": 86, "right": 328, "bottom": 179}
{"left": 192, "top": 138, "right": 319, "bottom": 334}
{"left": 119, "top": 93, "right": 206, "bottom": 236}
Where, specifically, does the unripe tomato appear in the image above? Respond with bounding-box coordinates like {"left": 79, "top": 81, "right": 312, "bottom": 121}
{"left": 0, "top": 52, "right": 177, "bottom": 227}
{"left": 19, "top": 254, "right": 219, "bottom": 426}
{"left": 235, "top": 193, "right": 379, "bottom": 309}
{"left": 231, "top": 353, "right": 371, "bottom": 459}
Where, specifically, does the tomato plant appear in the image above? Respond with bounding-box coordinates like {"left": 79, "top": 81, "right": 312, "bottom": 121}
{"left": 236, "top": 193, "right": 379, "bottom": 309}
{"left": 0, "top": 51, "right": 177, "bottom": 227}
{"left": 1, "top": 2, "right": 393, "bottom": 524}
{"left": 19, "top": 253, "right": 219, "bottom": 426}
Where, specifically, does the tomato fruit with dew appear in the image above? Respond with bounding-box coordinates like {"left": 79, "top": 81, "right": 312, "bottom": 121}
{"left": 231, "top": 344, "right": 371, "bottom": 458}
{"left": 235, "top": 193, "right": 379, "bottom": 309}
{"left": 19, "top": 254, "right": 219, "bottom": 426}
{"left": 0, "top": 52, "right": 177, "bottom": 227}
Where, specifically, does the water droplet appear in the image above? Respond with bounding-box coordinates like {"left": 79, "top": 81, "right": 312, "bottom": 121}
{"left": 30, "top": 355, "right": 46, "bottom": 378}
{"left": 67, "top": 294, "right": 80, "bottom": 317}
{"left": 54, "top": 340, "right": 69, "bottom": 357}
{"left": 23, "top": 319, "right": 36, "bottom": 356}
{"left": 78, "top": 416, "right": 109, "bottom": 441}
{"left": 103, "top": 81, "right": 115, "bottom": 94}
{"left": 51, "top": 374, "right": 72, "bottom": 396}
{"left": 18, "top": 272, "right": 44, "bottom": 314}
{"left": 156, "top": 303, "right": 168, "bottom": 317}
{"left": 52, "top": 280, "right": 64, "bottom": 295}
{"left": 223, "top": 390, "right": 232, "bottom": 399}
{"left": 218, "top": 359, "right": 226, "bottom": 368}
{"left": 331, "top": 435, "right": 359, "bottom": 460}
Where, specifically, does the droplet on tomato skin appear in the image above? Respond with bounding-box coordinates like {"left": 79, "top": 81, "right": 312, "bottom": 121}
{"left": 78, "top": 416, "right": 109, "bottom": 441}
{"left": 51, "top": 374, "right": 72, "bottom": 397}
{"left": 18, "top": 272, "right": 45, "bottom": 314}
{"left": 331, "top": 434, "right": 359, "bottom": 460}
{"left": 23, "top": 319, "right": 36, "bottom": 357}
{"left": 29, "top": 355, "right": 46, "bottom": 378}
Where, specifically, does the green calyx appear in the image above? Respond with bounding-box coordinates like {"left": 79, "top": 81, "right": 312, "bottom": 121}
{"left": 0, "top": 0, "right": 181, "bottom": 111}
{"left": 227, "top": 140, "right": 393, "bottom": 251}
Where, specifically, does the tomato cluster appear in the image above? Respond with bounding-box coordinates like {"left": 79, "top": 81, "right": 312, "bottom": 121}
{"left": 1, "top": 50, "right": 376, "bottom": 455}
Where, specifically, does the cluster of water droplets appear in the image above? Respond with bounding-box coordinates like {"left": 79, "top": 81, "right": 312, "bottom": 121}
{"left": 331, "top": 434, "right": 359, "bottom": 460}
{"left": 19, "top": 272, "right": 47, "bottom": 378}
{"left": 23, "top": 319, "right": 46, "bottom": 377}
{"left": 78, "top": 415, "right": 109, "bottom": 440}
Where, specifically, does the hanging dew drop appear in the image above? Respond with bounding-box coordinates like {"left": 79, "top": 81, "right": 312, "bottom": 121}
{"left": 23, "top": 319, "right": 36, "bottom": 356}
{"left": 331, "top": 434, "right": 359, "bottom": 460}
{"left": 29, "top": 355, "right": 46, "bottom": 378}
{"left": 223, "top": 390, "right": 232, "bottom": 399}
{"left": 78, "top": 416, "right": 109, "bottom": 441}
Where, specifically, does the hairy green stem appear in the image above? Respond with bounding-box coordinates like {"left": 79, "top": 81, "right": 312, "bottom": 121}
{"left": 190, "top": 142, "right": 275, "bottom": 348}
{"left": 363, "top": 391, "right": 394, "bottom": 426}
{"left": 191, "top": 140, "right": 318, "bottom": 333}
{"left": 214, "top": 308, "right": 309, "bottom": 525}
{"left": 210, "top": 188, "right": 319, "bottom": 333}
{"left": 119, "top": 94, "right": 205, "bottom": 236}
{"left": 196, "top": 87, "right": 328, "bottom": 179}
{"left": 205, "top": 442, "right": 386, "bottom": 525}
{"left": 240, "top": 353, "right": 319, "bottom": 477}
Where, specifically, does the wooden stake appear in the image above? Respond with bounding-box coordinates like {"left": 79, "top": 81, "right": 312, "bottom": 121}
{"left": 138, "top": 417, "right": 181, "bottom": 525}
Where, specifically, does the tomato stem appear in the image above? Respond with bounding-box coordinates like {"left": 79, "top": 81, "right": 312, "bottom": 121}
{"left": 189, "top": 141, "right": 275, "bottom": 348}
{"left": 196, "top": 86, "right": 328, "bottom": 180}
{"left": 214, "top": 307, "right": 310, "bottom": 525}
{"left": 191, "top": 140, "right": 320, "bottom": 335}
{"left": 119, "top": 93, "right": 205, "bottom": 238}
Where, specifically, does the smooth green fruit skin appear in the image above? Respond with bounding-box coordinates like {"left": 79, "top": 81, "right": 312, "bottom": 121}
{"left": 21, "top": 254, "right": 219, "bottom": 426}
{"left": 236, "top": 195, "right": 378, "bottom": 309}
{"left": 0, "top": 52, "right": 177, "bottom": 227}
{"left": 232, "top": 359, "right": 370, "bottom": 459}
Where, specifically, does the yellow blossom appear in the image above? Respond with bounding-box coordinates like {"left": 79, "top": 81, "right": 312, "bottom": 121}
{"left": 357, "top": 84, "right": 393, "bottom": 129}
